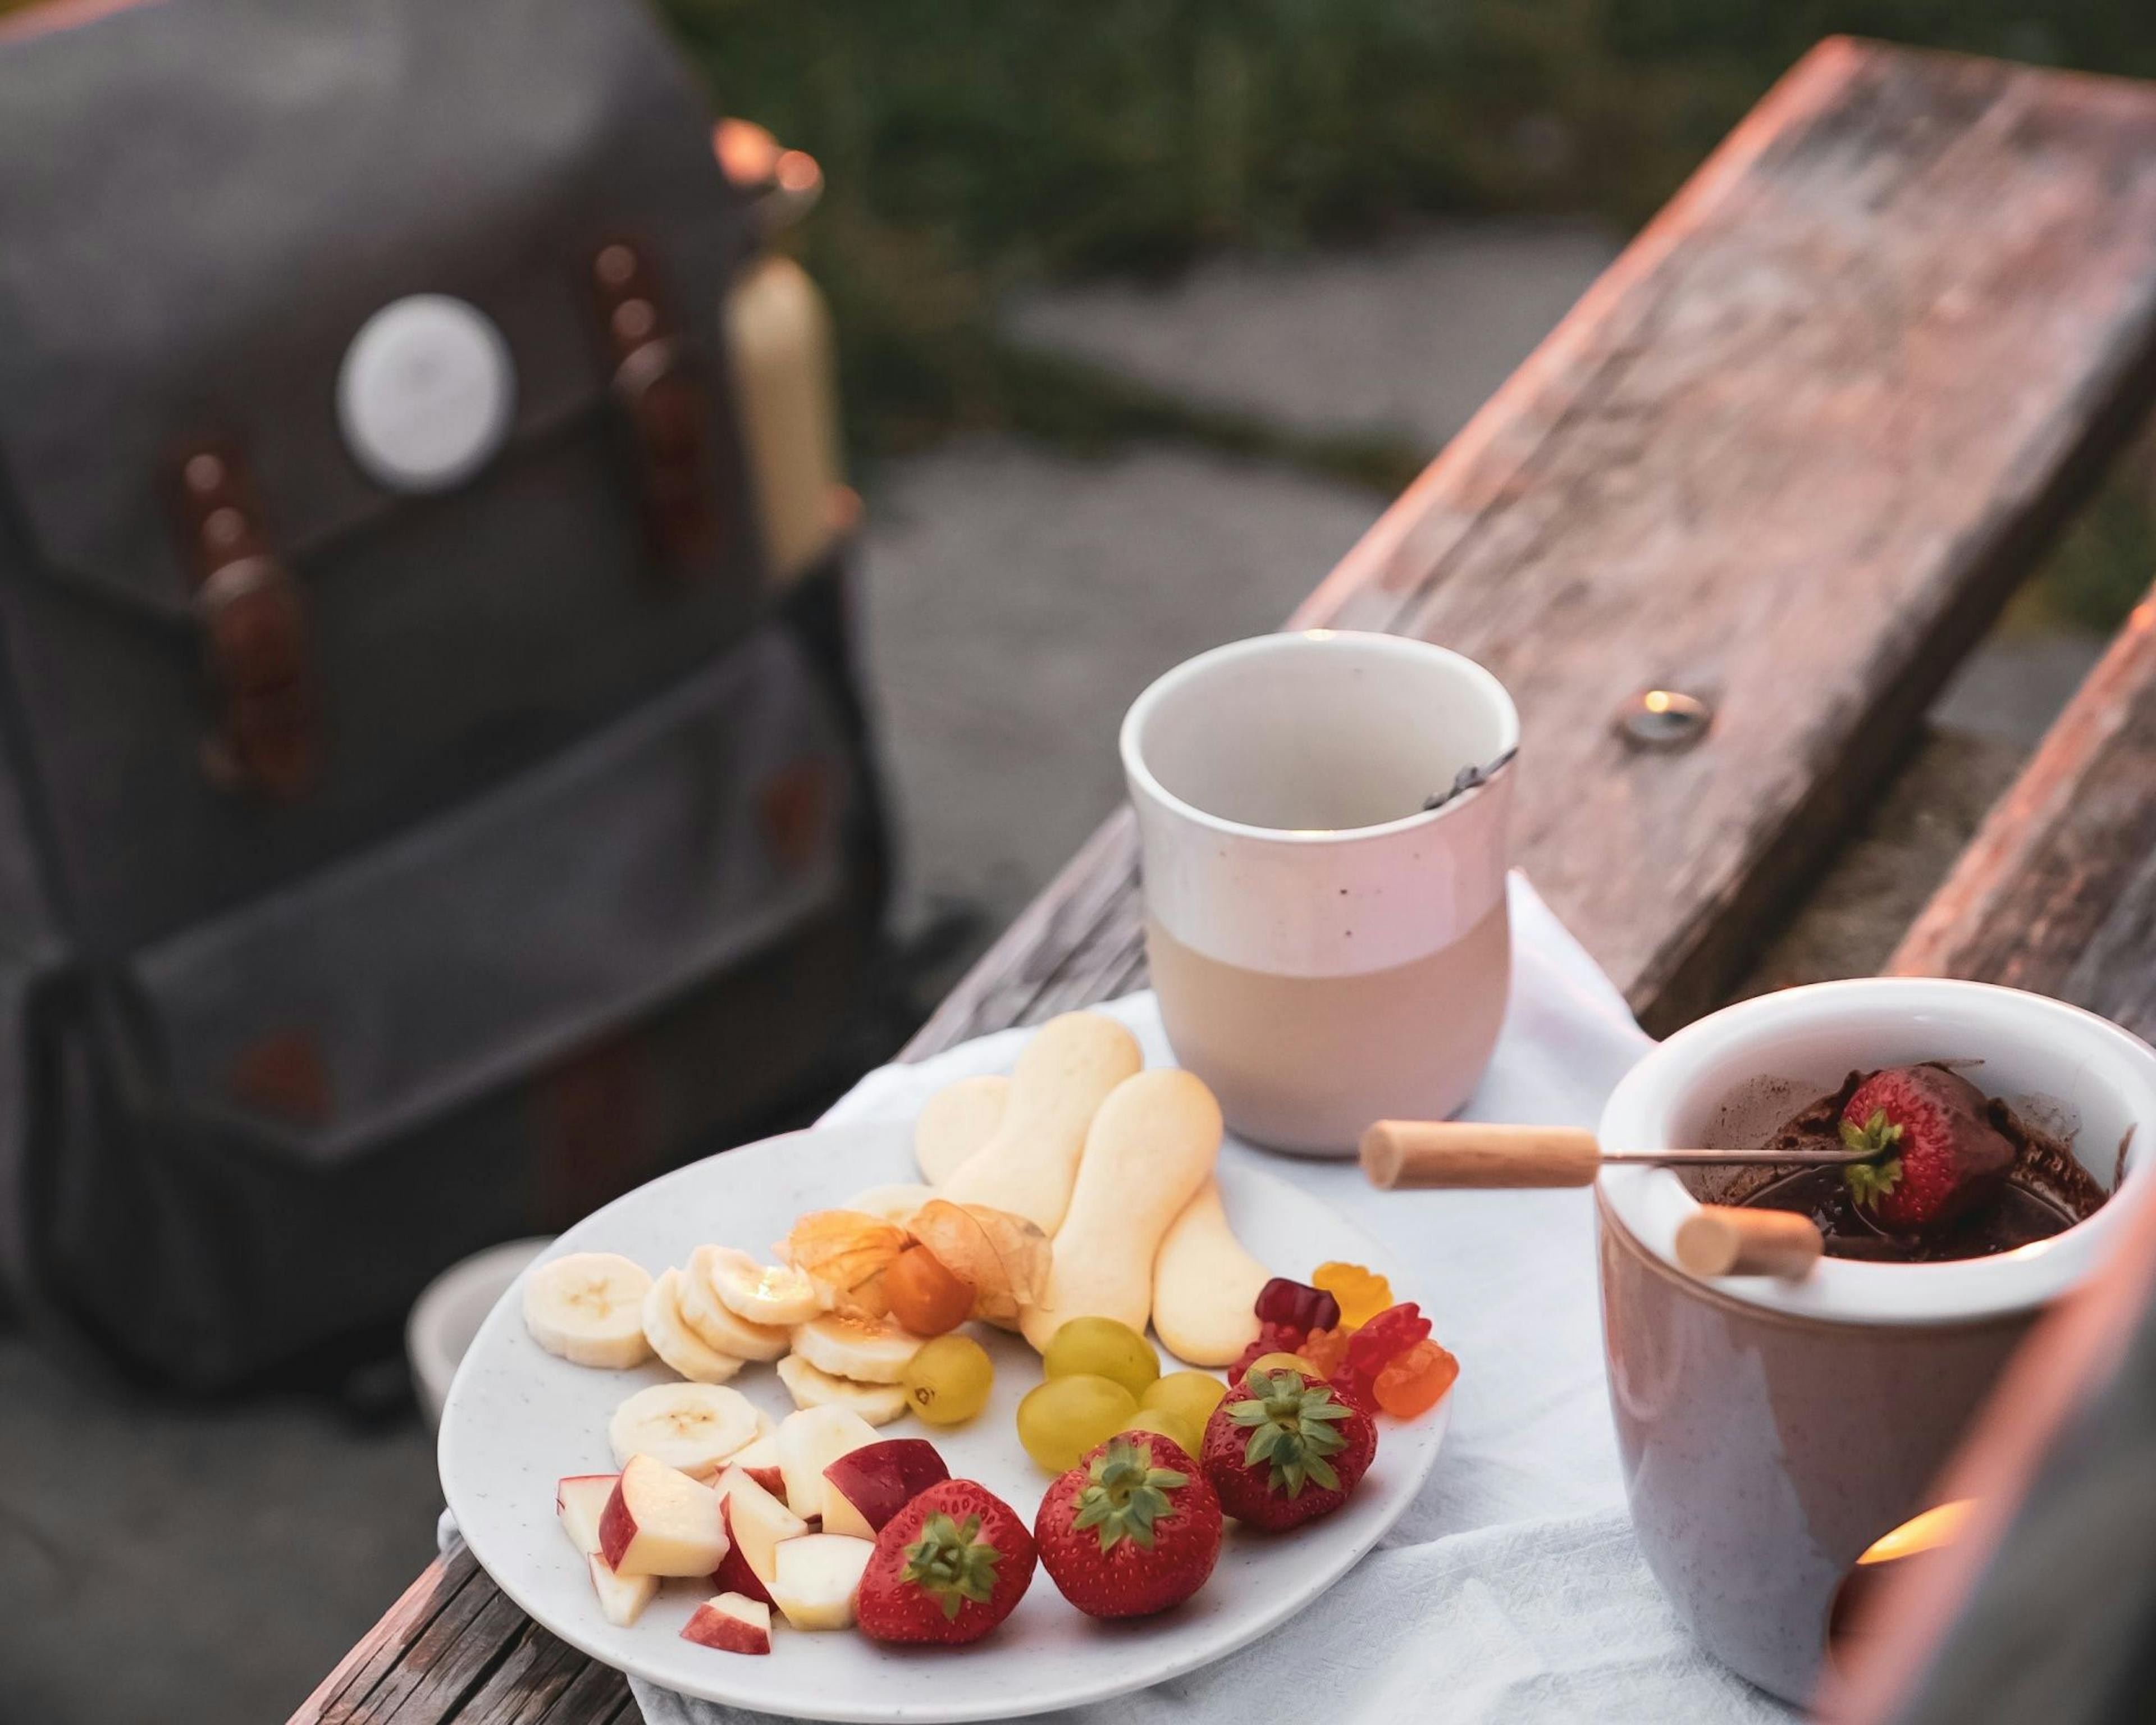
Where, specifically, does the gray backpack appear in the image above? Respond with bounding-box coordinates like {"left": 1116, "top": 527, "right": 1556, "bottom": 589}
{"left": 0, "top": 0, "right": 889, "bottom": 1389}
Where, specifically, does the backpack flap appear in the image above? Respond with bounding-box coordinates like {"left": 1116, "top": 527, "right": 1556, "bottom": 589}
{"left": 0, "top": 0, "right": 767, "bottom": 945}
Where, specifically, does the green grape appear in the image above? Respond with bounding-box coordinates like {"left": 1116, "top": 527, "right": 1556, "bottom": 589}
{"left": 1041, "top": 1317, "right": 1160, "bottom": 1399}
{"left": 1122, "top": 1405, "right": 1201, "bottom": 1459}
{"left": 1141, "top": 1368, "right": 1228, "bottom": 1433}
{"left": 901, "top": 1334, "right": 994, "bottom": 1426}
{"left": 1015, "top": 1372, "right": 1138, "bottom": 1472}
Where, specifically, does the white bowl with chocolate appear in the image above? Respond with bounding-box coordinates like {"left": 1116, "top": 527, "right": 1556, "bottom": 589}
{"left": 1592, "top": 978, "right": 2156, "bottom": 1702}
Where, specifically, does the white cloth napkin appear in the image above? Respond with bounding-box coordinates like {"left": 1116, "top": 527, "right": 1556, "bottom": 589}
{"left": 485, "top": 873, "right": 1794, "bottom": 1722}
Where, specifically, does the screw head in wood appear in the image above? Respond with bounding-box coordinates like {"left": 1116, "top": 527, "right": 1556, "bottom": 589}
{"left": 1618, "top": 688, "right": 1712, "bottom": 751}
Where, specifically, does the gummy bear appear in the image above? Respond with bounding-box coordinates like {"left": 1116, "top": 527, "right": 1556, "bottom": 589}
{"left": 1312, "top": 1261, "right": 1394, "bottom": 1330}
{"left": 1228, "top": 1319, "right": 1307, "bottom": 1382}
{"left": 1298, "top": 1324, "right": 1353, "bottom": 1379}
{"left": 1253, "top": 1277, "right": 1340, "bottom": 1335}
{"left": 1339, "top": 1302, "right": 1433, "bottom": 1398}
{"left": 1373, "top": 1338, "right": 1458, "bottom": 1418}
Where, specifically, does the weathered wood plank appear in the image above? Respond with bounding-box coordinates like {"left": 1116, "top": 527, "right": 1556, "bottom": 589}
{"left": 919, "top": 37, "right": 2156, "bottom": 1047}
{"left": 289, "top": 1549, "right": 484, "bottom": 1725}
{"left": 1296, "top": 37, "right": 2156, "bottom": 1031}
{"left": 1889, "top": 592, "right": 2156, "bottom": 1035}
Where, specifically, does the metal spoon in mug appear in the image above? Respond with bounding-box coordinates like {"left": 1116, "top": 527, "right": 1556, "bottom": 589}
{"left": 1360, "top": 1120, "right": 1837, "bottom": 1279}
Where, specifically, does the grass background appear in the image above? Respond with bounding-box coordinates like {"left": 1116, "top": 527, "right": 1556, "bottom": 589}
{"left": 659, "top": 2, "right": 2156, "bottom": 627}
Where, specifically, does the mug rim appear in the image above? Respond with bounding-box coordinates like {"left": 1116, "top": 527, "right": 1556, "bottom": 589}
{"left": 1597, "top": 978, "right": 2156, "bottom": 1326}
{"left": 1119, "top": 629, "right": 1521, "bottom": 846}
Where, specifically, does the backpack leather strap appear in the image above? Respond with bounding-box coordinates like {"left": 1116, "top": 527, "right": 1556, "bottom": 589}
{"left": 592, "top": 240, "right": 722, "bottom": 578}
{"left": 169, "top": 446, "right": 317, "bottom": 798}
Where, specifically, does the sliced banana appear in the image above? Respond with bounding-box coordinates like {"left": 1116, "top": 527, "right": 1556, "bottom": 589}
{"left": 791, "top": 1312, "right": 922, "bottom": 1384}
{"left": 774, "top": 1353, "right": 908, "bottom": 1426}
{"left": 642, "top": 1268, "right": 746, "bottom": 1384}
{"left": 705, "top": 1246, "right": 824, "bottom": 1327}
{"left": 608, "top": 1381, "right": 763, "bottom": 1475}
{"left": 844, "top": 1182, "right": 936, "bottom": 1225}
{"left": 523, "top": 1252, "right": 654, "bottom": 1369}
{"left": 678, "top": 1247, "right": 793, "bottom": 1361}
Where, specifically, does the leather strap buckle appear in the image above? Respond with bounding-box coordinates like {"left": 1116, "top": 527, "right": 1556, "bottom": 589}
{"left": 170, "top": 446, "right": 317, "bottom": 798}
{"left": 593, "top": 240, "right": 722, "bottom": 577}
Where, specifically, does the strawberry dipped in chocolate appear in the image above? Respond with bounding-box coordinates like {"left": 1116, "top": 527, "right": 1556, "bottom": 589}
{"left": 1838, "top": 1065, "right": 2015, "bottom": 1234}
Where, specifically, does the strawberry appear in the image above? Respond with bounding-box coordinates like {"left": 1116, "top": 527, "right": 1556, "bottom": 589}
{"left": 855, "top": 1480, "right": 1035, "bottom": 1646}
{"left": 1034, "top": 1431, "right": 1222, "bottom": 1618}
{"left": 1202, "top": 1367, "right": 1376, "bottom": 1531}
{"left": 1839, "top": 1065, "right": 2014, "bottom": 1232}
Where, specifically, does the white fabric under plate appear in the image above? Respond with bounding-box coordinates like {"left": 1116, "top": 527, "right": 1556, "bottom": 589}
{"left": 449, "top": 871, "right": 1797, "bottom": 1723}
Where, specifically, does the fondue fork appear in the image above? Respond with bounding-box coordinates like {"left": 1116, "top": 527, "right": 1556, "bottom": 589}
{"left": 1361, "top": 1121, "right": 1835, "bottom": 1279}
{"left": 1359, "top": 1121, "right": 1874, "bottom": 1189}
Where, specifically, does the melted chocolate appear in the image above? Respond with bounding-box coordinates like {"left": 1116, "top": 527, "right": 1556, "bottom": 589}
{"left": 1735, "top": 1066, "right": 2109, "bottom": 1263}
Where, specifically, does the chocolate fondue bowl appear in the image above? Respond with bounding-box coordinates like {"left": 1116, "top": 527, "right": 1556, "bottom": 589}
{"left": 1594, "top": 979, "right": 2156, "bottom": 1703}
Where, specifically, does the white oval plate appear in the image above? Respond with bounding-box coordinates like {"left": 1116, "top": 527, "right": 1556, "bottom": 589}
{"left": 440, "top": 1120, "right": 1450, "bottom": 1722}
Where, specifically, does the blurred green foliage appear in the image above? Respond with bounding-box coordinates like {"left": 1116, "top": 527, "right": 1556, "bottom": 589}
{"left": 662, "top": 1, "right": 2156, "bottom": 460}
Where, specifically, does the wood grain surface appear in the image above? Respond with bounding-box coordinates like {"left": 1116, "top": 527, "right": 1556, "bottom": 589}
{"left": 286, "top": 38, "right": 2156, "bottom": 1724}
{"left": 1889, "top": 590, "right": 2156, "bottom": 1036}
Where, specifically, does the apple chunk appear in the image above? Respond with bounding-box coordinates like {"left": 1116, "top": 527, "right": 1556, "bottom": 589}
{"left": 556, "top": 1475, "right": 617, "bottom": 1557}
{"left": 599, "top": 1453, "right": 728, "bottom": 1577}
{"left": 729, "top": 1432, "right": 788, "bottom": 1502}
{"left": 712, "top": 1466, "right": 806, "bottom": 1599}
{"left": 823, "top": 1439, "right": 949, "bottom": 1540}
{"left": 776, "top": 1405, "right": 880, "bottom": 1514}
{"left": 586, "top": 1554, "right": 659, "bottom": 1627}
{"left": 680, "top": 1591, "right": 771, "bottom": 1654}
{"left": 769, "top": 1533, "right": 873, "bottom": 1631}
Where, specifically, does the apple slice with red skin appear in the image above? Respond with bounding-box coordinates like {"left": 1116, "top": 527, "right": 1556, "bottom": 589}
{"left": 822, "top": 1439, "right": 950, "bottom": 1539}
{"left": 556, "top": 1475, "right": 616, "bottom": 1557}
{"left": 586, "top": 1553, "right": 659, "bottom": 1627}
{"left": 728, "top": 1433, "right": 787, "bottom": 1502}
{"left": 680, "top": 1591, "right": 771, "bottom": 1654}
{"left": 599, "top": 1453, "right": 729, "bottom": 1577}
{"left": 712, "top": 1496, "right": 774, "bottom": 1606}
{"left": 711, "top": 1464, "right": 807, "bottom": 1604}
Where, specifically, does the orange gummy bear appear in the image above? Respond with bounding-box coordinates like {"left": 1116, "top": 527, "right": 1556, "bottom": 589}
{"left": 1372, "top": 1338, "right": 1459, "bottom": 1418}
{"left": 1312, "top": 1261, "right": 1394, "bottom": 1330}
{"left": 1298, "top": 1325, "right": 1352, "bottom": 1377}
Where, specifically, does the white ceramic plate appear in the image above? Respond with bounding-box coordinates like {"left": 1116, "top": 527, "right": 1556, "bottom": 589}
{"left": 440, "top": 1120, "right": 1450, "bottom": 1722}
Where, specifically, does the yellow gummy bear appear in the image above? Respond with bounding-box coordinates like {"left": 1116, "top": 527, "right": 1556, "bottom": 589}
{"left": 1312, "top": 1260, "right": 1392, "bottom": 1330}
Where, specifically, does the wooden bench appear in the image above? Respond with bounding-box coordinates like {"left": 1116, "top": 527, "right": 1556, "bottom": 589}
{"left": 290, "top": 36, "right": 2156, "bottom": 1724}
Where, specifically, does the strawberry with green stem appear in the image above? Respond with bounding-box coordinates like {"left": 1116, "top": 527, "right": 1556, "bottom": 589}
{"left": 855, "top": 1480, "right": 1035, "bottom": 1646}
{"left": 1839, "top": 1065, "right": 2015, "bottom": 1233}
{"left": 1200, "top": 1367, "right": 1376, "bottom": 1531}
{"left": 1035, "top": 1431, "right": 1221, "bottom": 1617}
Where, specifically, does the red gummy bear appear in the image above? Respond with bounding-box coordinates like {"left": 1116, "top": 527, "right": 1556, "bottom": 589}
{"left": 1227, "top": 1319, "right": 1307, "bottom": 1382}
{"left": 1335, "top": 1302, "right": 1432, "bottom": 1399}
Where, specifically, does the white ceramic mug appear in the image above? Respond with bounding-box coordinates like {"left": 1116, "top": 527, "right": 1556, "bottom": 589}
{"left": 1120, "top": 629, "right": 1519, "bottom": 1153}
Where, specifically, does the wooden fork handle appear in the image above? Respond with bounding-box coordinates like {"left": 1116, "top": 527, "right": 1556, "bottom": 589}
{"left": 1360, "top": 1121, "right": 1603, "bottom": 1189}
{"left": 1675, "top": 1204, "right": 1825, "bottom": 1279}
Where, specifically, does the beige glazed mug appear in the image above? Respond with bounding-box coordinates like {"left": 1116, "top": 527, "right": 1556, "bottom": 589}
{"left": 1594, "top": 978, "right": 2156, "bottom": 1703}
{"left": 1121, "top": 629, "right": 1519, "bottom": 1154}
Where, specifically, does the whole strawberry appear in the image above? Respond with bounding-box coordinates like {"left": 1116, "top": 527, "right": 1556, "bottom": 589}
{"left": 855, "top": 1480, "right": 1035, "bottom": 1646}
{"left": 1202, "top": 1367, "right": 1376, "bottom": 1531}
{"left": 1840, "top": 1065, "right": 2014, "bottom": 1233}
{"left": 1035, "top": 1431, "right": 1222, "bottom": 1618}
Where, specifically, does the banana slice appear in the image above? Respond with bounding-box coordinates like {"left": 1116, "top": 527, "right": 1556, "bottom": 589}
{"left": 705, "top": 1247, "right": 824, "bottom": 1327}
{"left": 679, "top": 1247, "right": 793, "bottom": 1362}
{"left": 845, "top": 1182, "right": 935, "bottom": 1225}
{"left": 608, "top": 1381, "right": 762, "bottom": 1475}
{"left": 523, "top": 1252, "right": 654, "bottom": 1369}
{"left": 774, "top": 1353, "right": 908, "bottom": 1426}
{"left": 791, "top": 1312, "right": 922, "bottom": 1384}
{"left": 643, "top": 1268, "right": 746, "bottom": 1384}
